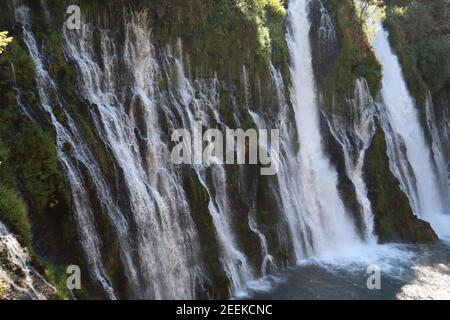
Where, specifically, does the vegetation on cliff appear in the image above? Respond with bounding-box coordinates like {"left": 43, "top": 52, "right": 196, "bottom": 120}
{"left": 383, "top": 0, "right": 450, "bottom": 106}
{"left": 1, "top": 0, "right": 291, "bottom": 299}
{"left": 364, "top": 130, "right": 438, "bottom": 243}
{"left": 0, "top": 31, "right": 13, "bottom": 54}
{"left": 0, "top": 34, "right": 79, "bottom": 298}
{"left": 0, "top": 0, "right": 446, "bottom": 299}
{"left": 315, "top": 0, "right": 382, "bottom": 113}
{"left": 144, "top": 0, "right": 289, "bottom": 96}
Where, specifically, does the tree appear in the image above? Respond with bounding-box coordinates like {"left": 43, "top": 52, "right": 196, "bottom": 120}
{"left": 358, "top": 0, "right": 384, "bottom": 17}
{"left": 355, "top": 0, "right": 385, "bottom": 41}
{"left": 0, "top": 31, "right": 13, "bottom": 54}
{"left": 416, "top": 39, "right": 450, "bottom": 92}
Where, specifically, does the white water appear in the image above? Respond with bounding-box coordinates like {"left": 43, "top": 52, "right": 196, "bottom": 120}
{"left": 16, "top": 5, "right": 118, "bottom": 299}
{"left": 397, "top": 263, "right": 450, "bottom": 300}
{"left": 425, "top": 96, "right": 450, "bottom": 206}
{"left": 317, "top": 0, "right": 336, "bottom": 42}
{"left": 242, "top": 66, "right": 276, "bottom": 276}
{"left": 11, "top": 0, "right": 450, "bottom": 300}
{"left": 316, "top": 2, "right": 377, "bottom": 242}
{"left": 285, "top": 0, "right": 361, "bottom": 259}
{"left": 0, "top": 221, "right": 54, "bottom": 299}
{"left": 267, "top": 64, "right": 316, "bottom": 260}
{"left": 324, "top": 79, "right": 377, "bottom": 242}
{"left": 169, "top": 53, "right": 254, "bottom": 295}
{"left": 370, "top": 17, "right": 450, "bottom": 237}
{"left": 15, "top": 3, "right": 258, "bottom": 297}
{"left": 62, "top": 12, "right": 204, "bottom": 299}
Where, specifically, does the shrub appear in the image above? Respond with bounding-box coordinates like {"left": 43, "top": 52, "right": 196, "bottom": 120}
{"left": 0, "top": 184, "right": 31, "bottom": 245}
{"left": 384, "top": 0, "right": 450, "bottom": 101}
{"left": 415, "top": 39, "right": 450, "bottom": 92}
{"left": 0, "top": 31, "right": 13, "bottom": 54}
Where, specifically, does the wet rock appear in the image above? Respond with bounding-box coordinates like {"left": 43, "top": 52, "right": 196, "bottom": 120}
{"left": 0, "top": 222, "right": 55, "bottom": 300}
{"left": 363, "top": 129, "right": 439, "bottom": 244}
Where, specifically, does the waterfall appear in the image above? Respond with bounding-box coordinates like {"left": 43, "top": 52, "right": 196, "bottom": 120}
{"left": 266, "top": 64, "right": 315, "bottom": 261}
{"left": 324, "top": 79, "right": 377, "bottom": 243}
{"left": 285, "top": 0, "right": 361, "bottom": 258}
{"left": 0, "top": 221, "right": 54, "bottom": 299}
{"left": 317, "top": 0, "right": 336, "bottom": 42}
{"left": 168, "top": 52, "right": 254, "bottom": 295}
{"left": 15, "top": 5, "right": 118, "bottom": 299}
{"left": 12, "top": 0, "right": 450, "bottom": 300}
{"left": 62, "top": 12, "right": 204, "bottom": 299}
{"left": 425, "top": 96, "right": 450, "bottom": 203}
{"left": 242, "top": 66, "right": 275, "bottom": 276}
{"left": 9, "top": 60, "right": 33, "bottom": 120}
{"left": 369, "top": 16, "right": 450, "bottom": 238}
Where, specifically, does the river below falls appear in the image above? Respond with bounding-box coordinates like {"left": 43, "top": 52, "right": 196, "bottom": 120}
{"left": 241, "top": 240, "right": 450, "bottom": 300}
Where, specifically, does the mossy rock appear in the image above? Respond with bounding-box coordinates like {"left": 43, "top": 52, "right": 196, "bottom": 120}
{"left": 364, "top": 128, "right": 438, "bottom": 243}
{"left": 313, "top": 0, "right": 381, "bottom": 114}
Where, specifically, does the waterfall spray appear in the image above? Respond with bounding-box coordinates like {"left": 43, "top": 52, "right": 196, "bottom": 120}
{"left": 285, "top": 0, "right": 361, "bottom": 258}
{"left": 367, "top": 11, "right": 450, "bottom": 238}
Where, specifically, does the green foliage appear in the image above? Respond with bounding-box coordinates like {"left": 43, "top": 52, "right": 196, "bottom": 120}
{"left": 0, "top": 31, "right": 13, "bottom": 54}
{"left": 0, "top": 280, "right": 7, "bottom": 298}
{"left": 0, "top": 32, "right": 74, "bottom": 298}
{"left": 0, "top": 35, "right": 69, "bottom": 219}
{"left": 0, "top": 39, "right": 35, "bottom": 86}
{"left": 11, "top": 124, "right": 69, "bottom": 216}
{"left": 415, "top": 39, "right": 450, "bottom": 92}
{"left": 320, "top": 0, "right": 381, "bottom": 112}
{"left": 235, "top": 0, "right": 286, "bottom": 58}
{"left": 364, "top": 130, "right": 437, "bottom": 243}
{"left": 142, "top": 0, "right": 288, "bottom": 88}
{"left": 384, "top": 0, "right": 450, "bottom": 103}
{"left": 40, "top": 262, "right": 71, "bottom": 299}
{"left": 0, "top": 185, "right": 32, "bottom": 244}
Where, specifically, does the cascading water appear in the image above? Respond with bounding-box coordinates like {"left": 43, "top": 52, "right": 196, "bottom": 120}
{"left": 242, "top": 66, "right": 276, "bottom": 276}
{"left": 62, "top": 12, "right": 205, "bottom": 299}
{"left": 425, "top": 96, "right": 450, "bottom": 203}
{"left": 14, "top": 0, "right": 263, "bottom": 298}
{"left": 312, "top": 0, "right": 377, "bottom": 244}
{"left": 266, "top": 64, "right": 315, "bottom": 261}
{"left": 285, "top": 0, "right": 361, "bottom": 257}
{"left": 15, "top": 5, "right": 118, "bottom": 299}
{"left": 0, "top": 221, "right": 54, "bottom": 300}
{"left": 369, "top": 13, "right": 450, "bottom": 238}
{"left": 324, "top": 79, "right": 377, "bottom": 243}
{"left": 4, "top": 0, "right": 450, "bottom": 302}
{"left": 167, "top": 52, "right": 254, "bottom": 295}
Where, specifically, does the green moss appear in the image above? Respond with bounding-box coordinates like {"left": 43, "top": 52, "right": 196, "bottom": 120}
{"left": 257, "top": 176, "right": 279, "bottom": 226}
{"left": 38, "top": 260, "right": 82, "bottom": 299}
{"left": 364, "top": 129, "right": 437, "bottom": 243}
{"left": 320, "top": 0, "right": 381, "bottom": 113}
{"left": 0, "top": 39, "right": 35, "bottom": 86}
{"left": 0, "top": 32, "right": 75, "bottom": 299}
{"left": 415, "top": 39, "right": 450, "bottom": 93}
{"left": 384, "top": 0, "right": 450, "bottom": 105}
{"left": 0, "top": 185, "right": 32, "bottom": 245}
{"left": 183, "top": 170, "right": 230, "bottom": 298}
{"left": 70, "top": 106, "right": 115, "bottom": 182}
{"left": 0, "top": 280, "right": 8, "bottom": 299}
{"left": 11, "top": 124, "right": 69, "bottom": 216}
{"left": 135, "top": 0, "right": 288, "bottom": 97}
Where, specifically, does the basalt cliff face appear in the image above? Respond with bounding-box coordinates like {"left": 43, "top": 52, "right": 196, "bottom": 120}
{"left": 0, "top": 0, "right": 448, "bottom": 299}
